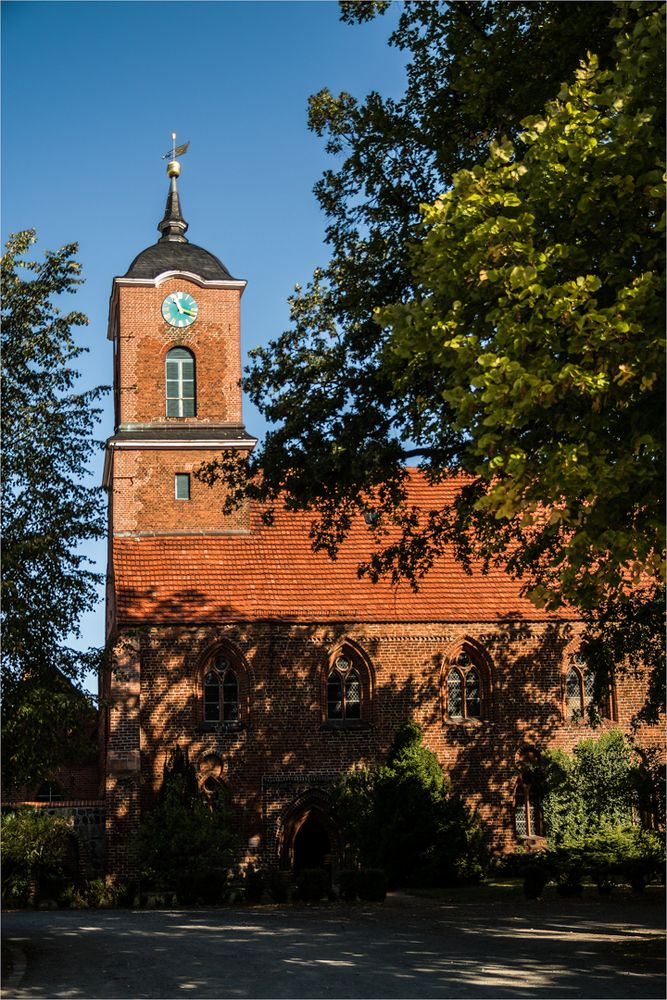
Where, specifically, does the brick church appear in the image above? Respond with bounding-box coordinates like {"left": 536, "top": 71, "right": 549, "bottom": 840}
{"left": 16, "top": 157, "right": 657, "bottom": 881}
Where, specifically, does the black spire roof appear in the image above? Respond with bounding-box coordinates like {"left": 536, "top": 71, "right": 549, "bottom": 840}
{"left": 124, "top": 170, "right": 235, "bottom": 281}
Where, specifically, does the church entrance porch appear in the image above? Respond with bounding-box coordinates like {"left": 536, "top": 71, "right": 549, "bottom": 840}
{"left": 276, "top": 791, "right": 340, "bottom": 877}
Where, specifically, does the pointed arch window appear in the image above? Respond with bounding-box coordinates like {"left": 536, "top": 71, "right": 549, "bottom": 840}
{"left": 444, "top": 652, "right": 485, "bottom": 721}
{"left": 204, "top": 656, "right": 239, "bottom": 722}
{"left": 166, "top": 347, "right": 196, "bottom": 417}
{"left": 327, "top": 656, "right": 361, "bottom": 721}
{"left": 514, "top": 776, "right": 542, "bottom": 839}
{"left": 565, "top": 655, "right": 612, "bottom": 722}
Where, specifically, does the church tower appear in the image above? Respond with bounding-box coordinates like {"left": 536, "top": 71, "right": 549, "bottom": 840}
{"left": 102, "top": 150, "right": 255, "bottom": 876}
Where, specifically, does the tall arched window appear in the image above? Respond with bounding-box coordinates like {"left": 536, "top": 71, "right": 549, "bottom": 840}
{"left": 444, "top": 652, "right": 485, "bottom": 721}
{"left": 204, "top": 655, "right": 239, "bottom": 722}
{"left": 327, "top": 656, "right": 361, "bottom": 721}
{"left": 166, "top": 347, "right": 196, "bottom": 417}
{"left": 565, "top": 655, "right": 611, "bottom": 721}
{"left": 514, "top": 776, "right": 542, "bottom": 839}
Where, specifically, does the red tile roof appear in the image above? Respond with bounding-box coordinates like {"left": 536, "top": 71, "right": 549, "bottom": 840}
{"left": 112, "top": 471, "right": 573, "bottom": 624}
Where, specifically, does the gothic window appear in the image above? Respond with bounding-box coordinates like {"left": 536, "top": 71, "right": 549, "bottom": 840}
{"left": 327, "top": 656, "right": 361, "bottom": 721}
{"left": 204, "top": 656, "right": 239, "bottom": 722}
{"left": 165, "top": 347, "right": 196, "bottom": 417}
{"left": 514, "top": 777, "right": 542, "bottom": 839}
{"left": 565, "top": 655, "right": 612, "bottom": 721}
{"left": 444, "top": 652, "right": 484, "bottom": 721}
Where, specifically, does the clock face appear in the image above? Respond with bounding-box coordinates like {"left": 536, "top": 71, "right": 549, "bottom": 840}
{"left": 161, "top": 290, "right": 199, "bottom": 328}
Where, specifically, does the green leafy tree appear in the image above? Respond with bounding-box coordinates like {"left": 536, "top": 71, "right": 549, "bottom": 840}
{"left": 540, "top": 730, "right": 656, "bottom": 845}
{"left": 1, "top": 230, "right": 107, "bottom": 789}
{"left": 134, "top": 747, "right": 238, "bottom": 903}
{"left": 376, "top": 2, "right": 665, "bottom": 714}
{"left": 334, "top": 721, "right": 489, "bottom": 887}
{"left": 199, "top": 1, "right": 664, "bottom": 718}
{"left": 1, "top": 809, "right": 72, "bottom": 905}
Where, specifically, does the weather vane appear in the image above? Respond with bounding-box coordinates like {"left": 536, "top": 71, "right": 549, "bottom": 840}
{"left": 162, "top": 132, "right": 190, "bottom": 161}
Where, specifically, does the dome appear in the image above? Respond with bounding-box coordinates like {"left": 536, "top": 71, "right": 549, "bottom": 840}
{"left": 124, "top": 241, "right": 234, "bottom": 281}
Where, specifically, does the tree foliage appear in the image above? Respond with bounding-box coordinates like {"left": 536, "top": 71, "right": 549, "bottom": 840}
{"left": 1, "top": 809, "right": 72, "bottom": 905}
{"left": 198, "top": 1, "right": 664, "bottom": 718}
{"left": 334, "top": 721, "right": 489, "bottom": 887}
{"left": 539, "top": 729, "right": 663, "bottom": 846}
{"left": 378, "top": 3, "right": 664, "bottom": 610}
{"left": 1, "top": 230, "right": 107, "bottom": 789}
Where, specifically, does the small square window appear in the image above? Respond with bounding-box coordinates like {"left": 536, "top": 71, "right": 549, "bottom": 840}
{"left": 175, "top": 473, "right": 190, "bottom": 500}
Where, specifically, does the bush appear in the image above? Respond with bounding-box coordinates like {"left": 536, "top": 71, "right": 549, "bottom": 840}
{"left": 1, "top": 809, "right": 72, "bottom": 906}
{"left": 356, "top": 869, "right": 387, "bottom": 902}
{"left": 295, "top": 868, "right": 329, "bottom": 902}
{"left": 333, "top": 722, "right": 490, "bottom": 888}
{"left": 134, "top": 747, "right": 237, "bottom": 898}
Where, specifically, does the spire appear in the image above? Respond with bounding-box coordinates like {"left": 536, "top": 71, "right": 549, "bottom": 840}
{"left": 157, "top": 135, "right": 189, "bottom": 243}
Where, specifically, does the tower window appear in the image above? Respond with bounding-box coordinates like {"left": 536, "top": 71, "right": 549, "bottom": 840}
{"left": 165, "top": 347, "right": 196, "bottom": 417}
{"left": 175, "top": 473, "right": 190, "bottom": 500}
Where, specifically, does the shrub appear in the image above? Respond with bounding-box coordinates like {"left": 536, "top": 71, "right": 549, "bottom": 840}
{"left": 333, "top": 722, "right": 490, "bottom": 888}
{"left": 540, "top": 731, "right": 662, "bottom": 847}
{"left": 134, "top": 747, "right": 237, "bottom": 898}
{"left": 1, "top": 809, "right": 72, "bottom": 906}
{"left": 356, "top": 869, "right": 387, "bottom": 902}
{"left": 295, "top": 868, "right": 329, "bottom": 902}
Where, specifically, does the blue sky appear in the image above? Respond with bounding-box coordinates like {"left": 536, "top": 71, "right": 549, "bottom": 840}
{"left": 1, "top": 1, "right": 408, "bottom": 682}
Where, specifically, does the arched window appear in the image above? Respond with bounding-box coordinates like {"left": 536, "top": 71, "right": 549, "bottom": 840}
{"left": 204, "top": 656, "right": 239, "bottom": 722}
{"left": 444, "top": 652, "right": 484, "bottom": 721}
{"left": 165, "top": 347, "right": 196, "bottom": 417}
{"left": 514, "top": 776, "right": 542, "bottom": 839}
{"left": 327, "top": 656, "right": 361, "bottom": 721}
{"left": 565, "top": 655, "right": 612, "bottom": 721}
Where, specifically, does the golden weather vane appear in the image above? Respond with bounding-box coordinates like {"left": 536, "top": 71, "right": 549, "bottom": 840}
{"left": 162, "top": 132, "right": 190, "bottom": 161}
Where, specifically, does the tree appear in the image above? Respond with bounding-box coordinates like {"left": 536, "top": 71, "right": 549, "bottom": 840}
{"left": 1, "top": 230, "right": 107, "bottom": 790}
{"left": 199, "top": 2, "right": 664, "bottom": 717}
{"left": 334, "top": 721, "right": 489, "bottom": 887}
{"left": 376, "top": 1, "right": 665, "bottom": 713}
{"left": 1, "top": 809, "right": 72, "bottom": 906}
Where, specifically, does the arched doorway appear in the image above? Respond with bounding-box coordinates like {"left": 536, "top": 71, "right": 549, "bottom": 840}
{"left": 293, "top": 812, "right": 331, "bottom": 872}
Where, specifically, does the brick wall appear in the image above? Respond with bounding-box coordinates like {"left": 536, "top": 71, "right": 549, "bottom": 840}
{"left": 104, "top": 618, "right": 662, "bottom": 874}
{"left": 116, "top": 280, "right": 243, "bottom": 427}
